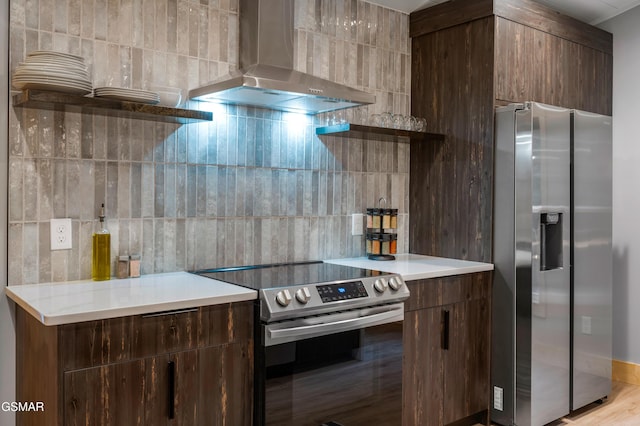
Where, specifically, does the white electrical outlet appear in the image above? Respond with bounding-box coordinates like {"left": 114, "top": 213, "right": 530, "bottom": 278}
{"left": 582, "top": 316, "right": 592, "bottom": 335}
{"left": 532, "top": 291, "right": 540, "bottom": 304}
{"left": 351, "top": 213, "right": 364, "bottom": 236}
{"left": 50, "top": 218, "right": 72, "bottom": 250}
{"left": 493, "top": 386, "right": 504, "bottom": 411}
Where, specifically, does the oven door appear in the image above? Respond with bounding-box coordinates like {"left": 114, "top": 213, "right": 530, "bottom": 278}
{"left": 257, "top": 303, "right": 404, "bottom": 426}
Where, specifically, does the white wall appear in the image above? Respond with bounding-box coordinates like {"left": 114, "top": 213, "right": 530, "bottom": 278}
{"left": 599, "top": 6, "right": 640, "bottom": 365}
{"left": 1, "top": 1, "right": 15, "bottom": 424}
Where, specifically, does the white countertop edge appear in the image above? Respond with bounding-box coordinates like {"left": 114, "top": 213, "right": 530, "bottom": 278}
{"left": 324, "top": 254, "right": 494, "bottom": 281}
{"left": 6, "top": 289, "right": 257, "bottom": 326}
{"left": 5, "top": 272, "right": 258, "bottom": 326}
{"left": 398, "top": 264, "right": 494, "bottom": 281}
{"left": 4, "top": 288, "right": 46, "bottom": 323}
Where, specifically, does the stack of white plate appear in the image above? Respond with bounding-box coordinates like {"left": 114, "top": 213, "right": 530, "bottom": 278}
{"left": 12, "top": 50, "right": 92, "bottom": 95}
{"left": 94, "top": 87, "right": 160, "bottom": 104}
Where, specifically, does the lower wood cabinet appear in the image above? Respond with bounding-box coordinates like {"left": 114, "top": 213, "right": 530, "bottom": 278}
{"left": 16, "top": 302, "right": 253, "bottom": 426}
{"left": 403, "top": 272, "right": 492, "bottom": 426}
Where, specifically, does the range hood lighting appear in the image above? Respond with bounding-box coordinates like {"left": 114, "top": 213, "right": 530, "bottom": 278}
{"left": 189, "top": 0, "right": 374, "bottom": 114}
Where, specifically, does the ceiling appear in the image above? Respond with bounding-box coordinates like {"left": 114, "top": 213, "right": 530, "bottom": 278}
{"left": 367, "top": 0, "right": 640, "bottom": 25}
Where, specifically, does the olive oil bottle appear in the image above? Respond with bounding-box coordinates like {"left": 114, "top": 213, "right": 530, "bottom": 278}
{"left": 92, "top": 203, "right": 111, "bottom": 281}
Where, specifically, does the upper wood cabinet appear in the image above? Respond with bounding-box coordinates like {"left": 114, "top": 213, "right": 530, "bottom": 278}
{"left": 493, "top": 17, "right": 612, "bottom": 114}
{"left": 408, "top": 0, "right": 612, "bottom": 264}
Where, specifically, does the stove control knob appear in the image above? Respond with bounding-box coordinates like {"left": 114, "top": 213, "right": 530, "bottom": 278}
{"left": 295, "top": 287, "right": 312, "bottom": 304}
{"left": 373, "top": 278, "right": 388, "bottom": 293}
{"left": 275, "top": 289, "right": 292, "bottom": 307}
{"left": 389, "top": 277, "right": 403, "bottom": 291}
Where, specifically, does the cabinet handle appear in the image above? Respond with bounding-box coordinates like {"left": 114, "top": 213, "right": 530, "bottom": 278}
{"left": 142, "top": 307, "right": 198, "bottom": 318}
{"left": 168, "top": 360, "right": 176, "bottom": 419}
{"left": 442, "top": 310, "right": 450, "bottom": 350}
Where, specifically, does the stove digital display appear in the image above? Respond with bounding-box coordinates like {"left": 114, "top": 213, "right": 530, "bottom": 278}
{"left": 317, "top": 281, "right": 368, "bottom": 303}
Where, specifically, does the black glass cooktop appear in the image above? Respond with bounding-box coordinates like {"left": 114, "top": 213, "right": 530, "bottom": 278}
{"left": 194, "top": 261, "right": 384, "bottom": 291}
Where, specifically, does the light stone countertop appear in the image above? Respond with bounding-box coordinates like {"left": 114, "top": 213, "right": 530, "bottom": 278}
{"left": 6, "top": 255, "right": 493, "bottom": 326}
{"left": 5, "top": 271, "right": 257, "bottom": 326}
{"left": 324, "top": 253, "right": 494, "bottom": 281}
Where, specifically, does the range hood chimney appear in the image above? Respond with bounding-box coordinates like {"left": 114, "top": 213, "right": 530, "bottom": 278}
{"left": 188, "top": 0, "right": 375, "bottom": 114}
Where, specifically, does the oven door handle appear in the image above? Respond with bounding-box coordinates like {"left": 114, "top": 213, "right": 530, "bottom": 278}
{"left": 264, "top": 303, "right": 404, "bottom": 346}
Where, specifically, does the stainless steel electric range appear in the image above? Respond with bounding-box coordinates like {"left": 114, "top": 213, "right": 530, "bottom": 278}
{"left": 195, "top": 260, "right": 409, "bottom": 426}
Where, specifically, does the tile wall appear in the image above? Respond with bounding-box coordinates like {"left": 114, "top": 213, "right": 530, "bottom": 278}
{"left": 8, "top": 0, "right": 411, "bottom": 285}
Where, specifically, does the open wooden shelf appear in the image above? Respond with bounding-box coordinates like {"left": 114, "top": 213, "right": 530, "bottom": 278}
{"left": 315, "top": 123, "right": 444, "bottom": 143}
{"left": 12, "top": 89, "right": 213, "bottom": 124}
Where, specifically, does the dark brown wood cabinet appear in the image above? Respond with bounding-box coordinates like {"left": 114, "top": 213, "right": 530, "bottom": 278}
{"left": 409, "top": 0, "right": 613, "bottom": 264}
{"left": 403, "top": 271, "right": 492, "bottom": 426}
{"left": 407, "top": 2, "right": 610, "bottom": 424}
{"left": 16, "top": 302, "right": 253, "bottom": 426}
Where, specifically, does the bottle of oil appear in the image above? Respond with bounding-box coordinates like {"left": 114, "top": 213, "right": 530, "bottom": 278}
{"left": 92, "top": 203, "right": 111, "bottom": 281}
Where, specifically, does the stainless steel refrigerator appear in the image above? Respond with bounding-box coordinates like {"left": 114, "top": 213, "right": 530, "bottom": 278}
{"left": 491, "top": 102, "right": 612, "bottom": 426}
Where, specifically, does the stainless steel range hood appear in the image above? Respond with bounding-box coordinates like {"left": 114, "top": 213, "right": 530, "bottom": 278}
{"left": 188, "top": 0, "right": 375, "bottom": 114}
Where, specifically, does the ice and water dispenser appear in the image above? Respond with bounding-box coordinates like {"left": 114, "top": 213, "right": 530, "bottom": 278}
{"left": 540, "top": 212, "right": 563, "bottom": 271}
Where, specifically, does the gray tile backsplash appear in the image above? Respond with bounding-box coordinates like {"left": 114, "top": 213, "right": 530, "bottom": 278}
{"left": 8, "top": 0, "right": 411, "bottom": 284}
